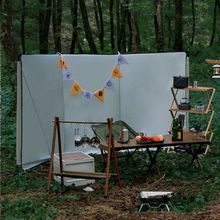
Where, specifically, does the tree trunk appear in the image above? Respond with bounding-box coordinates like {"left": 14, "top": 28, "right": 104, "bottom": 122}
{"left": 79, "top": 0, "right": 97, "bottom": 53}
{"left": 209, "top": 0, "right": 220, "bottom": 46}
{"left": 93, "top": 0, "right": 104, "bottom": 51}
{"left": 93, "top": 0, "right": 99, "bottom": 35}
{"left": 127, "top": 9, "right": 140, "bottom": 52}
{"left": 20, "top": 0, "right": 26, "bottom": 54}
{"left": 39, "top": 0, "right": 52, "bottom": 54}
{"left": 1, "top": 0, "right": 19, "bottom": 62}
{"left": 166, "top": 0, "right": 172, "bottom": 50}
{"left": 116, "top": 0, "right": 121, "bottom": 51}
{"left": 174, "top": 0, "right": 183, "bottom": 51}
{"left": 97, "top": 0, "right": 104, "bottom": 51}
{"left": 190, "top": 0, "right": 195, "bottom": 46}
{"left": 1, "top": 0, "right": 19, "bottom": 116}
{"left": 154, "top": 0, "right": 164, "bottom": 52}
{"left": 70, "top": 0, "right": 78, "bottom": 53}
{"left": 119, "top": 0, "right": 128, "bottom": 53}
{"left": 52, "top": 0, "right": 62, "bottom": 52}
{"left": 127, "top": 9, "right": 132, "bottom": 52}
{"left": 109, "top": 0, "right": 115, "bottom": 50}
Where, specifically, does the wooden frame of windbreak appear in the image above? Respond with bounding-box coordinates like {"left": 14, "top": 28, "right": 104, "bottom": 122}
{"left": 47, "top": 116, "right": 122, "bottom": 197}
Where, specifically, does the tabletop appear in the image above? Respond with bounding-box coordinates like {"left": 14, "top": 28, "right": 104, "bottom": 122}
{"left": 100, "top": 132, "right": 210, "bottom": 151}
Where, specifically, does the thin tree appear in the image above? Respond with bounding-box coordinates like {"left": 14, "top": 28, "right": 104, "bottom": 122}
{"left": 70, "top": 0, "right": 78, "bottom": 53}
{"left": 174, "top": 0, "right": 183, "bottom": 51}
{"left": 116, "top": 0, "right": 121, "bottom": 51}
{"left": 190, "top": 0, "right": 195, "bottom": 46}
{"left": 79, "top": 0, "right": 97, "bottom": 53}
{"left": 209, "top": 0, "right": 220, "bottom": 46}
{"left": 1, "top": 0, "right": 19, "bottom": 62}
{"left": 119, "top": 0, "right": 128, "bottom": 53}
{"left": 20, "top": 0, "right": 26, "bottom": 54}
{"left": 127, "top": 8, "right": 140, "bottom": 52}
{"left": 154, "top": 0, "right": 165, "bottom": 52}
{"left": 39, "top": 0, "right": 52, "bottom": 54}
{"left": 52, "top": 0, "right": 62, "bottom": 52}
{"left": 70, "top": 0, "right": 83, "bottom": 53}
{"left": 1, "top": 0, "right": 20, "bottom": 115}
{"left": 93, "top": 0, "right": 104, "bottom": 51}
{"left": 166, "top": 0, "right": 172, "bottom": 50}
{"left": 109, "top": 0, "right": 115, "bottom": 50}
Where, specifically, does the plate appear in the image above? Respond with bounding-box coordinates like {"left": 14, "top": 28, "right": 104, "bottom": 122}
{"left": 136, "top": 140, "right": 164, "bottom": 144}
{"left": 136, "top": 140, "right": 153, "bottom": 144}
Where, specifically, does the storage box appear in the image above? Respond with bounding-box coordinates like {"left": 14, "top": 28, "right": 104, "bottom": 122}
{"left": 53, "top": 151, "right": 95, "bottom": 186}
{"left": 173, "top": 76, "right": 189, "bottom": 88}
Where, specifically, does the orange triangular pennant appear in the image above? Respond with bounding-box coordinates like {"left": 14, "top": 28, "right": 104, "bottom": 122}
{"left": 57, "top": 57, "right": 68, "bottom": 69}
{"left": 111, "top": 66, "right": 123, "bottom": 78}
{"left": 70, "top": 81, "right": 83, "bottom": 96}
{"left": 95, "top": 88, "right": 104, "bottom": 102}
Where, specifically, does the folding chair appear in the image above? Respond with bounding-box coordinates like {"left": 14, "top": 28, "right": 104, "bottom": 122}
{"left": 91, "top": 120, "right": 138, "bottom": 169}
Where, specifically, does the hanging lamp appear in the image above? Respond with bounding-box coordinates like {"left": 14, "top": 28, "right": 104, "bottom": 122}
{"left": 205, "top": 59, "right": 220, "bottom": 79}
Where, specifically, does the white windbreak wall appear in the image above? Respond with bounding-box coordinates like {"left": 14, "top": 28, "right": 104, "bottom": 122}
{"left": 18, "top": 52, "right": 187, "bottom": 169}
{"left": 21, "top": 55, "right": 65, "bottom": 169}
{"left": 120, "top": 52, "right": 187, "bottom": 135}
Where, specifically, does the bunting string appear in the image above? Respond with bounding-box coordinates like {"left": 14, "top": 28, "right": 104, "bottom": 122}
{"left": 56, "top": 52, "right": 128, "bottom": 102}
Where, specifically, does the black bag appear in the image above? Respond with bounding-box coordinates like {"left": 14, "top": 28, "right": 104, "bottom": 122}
{"left": 179, "top": 98, "right": 191, "bottom": 110}
{"left": 173, "top": 76, "right": 189, "bottom": 88}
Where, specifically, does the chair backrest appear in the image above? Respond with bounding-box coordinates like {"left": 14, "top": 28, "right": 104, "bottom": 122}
{"left": 91, "top": 120, "right": 137, "bottom": 143}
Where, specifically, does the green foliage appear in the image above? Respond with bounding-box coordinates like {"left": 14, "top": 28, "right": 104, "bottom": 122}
{"left": 1, "top": 198, "right": 59, "bottom": 219}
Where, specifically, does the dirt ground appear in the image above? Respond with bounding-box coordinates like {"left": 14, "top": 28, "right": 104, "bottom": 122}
{"left": 4, "top": 179, "right": 220, "bottom": 220}
{"left": 52, "top": 179, "right": 220, "bottom": 220}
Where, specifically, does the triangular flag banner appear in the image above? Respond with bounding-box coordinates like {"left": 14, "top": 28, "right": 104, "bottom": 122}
{"left": 95, "top": 88, "right": 104, "bottom": 102}
{"left": 117, "top": 53, "right": 129, "bottom": 65}
{"left": 105, "top": 79, "right": 115, "bottom": 91}
{"left": 62, "top": 69, "right": 74, "bottom": 81}
{"left": 70, "top": 81, "right": 83, "bottom": 96}
{"left": 111, "top": 66, "right": 123, "bottom": 78}
{"left": 83, "top": 91, "right": 93, "bottom": 101}
{"left": 57, "top": 56, "right": 68, "bottom": 69}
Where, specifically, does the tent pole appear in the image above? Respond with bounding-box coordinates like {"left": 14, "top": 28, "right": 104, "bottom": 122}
{"left": 48, "top": 117, "right": 57, "bottom": 190}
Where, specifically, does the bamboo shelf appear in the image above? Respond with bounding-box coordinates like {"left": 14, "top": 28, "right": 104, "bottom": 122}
{"left": 169, "top": 86, "right": 215, "bottom": 154}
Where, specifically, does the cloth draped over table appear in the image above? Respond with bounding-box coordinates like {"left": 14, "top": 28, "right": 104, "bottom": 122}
{"left": 56, "top": 52, "right": 128, "bottom": 102}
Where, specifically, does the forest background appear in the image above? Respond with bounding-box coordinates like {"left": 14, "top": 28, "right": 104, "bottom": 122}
{"left": 1, "top": 0, "right": 220, "bottom": 219}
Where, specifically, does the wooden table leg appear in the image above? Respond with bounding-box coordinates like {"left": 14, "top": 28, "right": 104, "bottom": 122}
{"left": 104, "top": 148, "right": 111, "bottom": 197}
{"left": 111, "top": 138, "right": 122, "bottom": 188}
{"left": 146, "top": 147, "right": 161, "bottom": 177}
{"left": 188, "top": 144, "right": 203, "bottom": 169}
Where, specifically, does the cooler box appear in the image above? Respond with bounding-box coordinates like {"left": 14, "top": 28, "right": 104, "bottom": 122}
{"left": 53, "top": 151, "right": 95, "bottom": 186}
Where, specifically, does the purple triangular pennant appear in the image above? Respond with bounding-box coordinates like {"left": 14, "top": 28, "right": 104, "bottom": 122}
{"left": 83, "top": 91, "right": 93, "bottom": 101}
{"left": 105, "top": 79, "right": 115, "bottom": 91}
{"left": 62, "top": 69, "right": 74, "bottom": 81}
{"left": 117, "top": 52, "right": 129, "bottom": 65}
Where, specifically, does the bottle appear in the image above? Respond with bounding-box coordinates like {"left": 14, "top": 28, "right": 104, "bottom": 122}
{"left": 177, "top": 120, "right": 183, "bottom": 141}
{"left": 74, "top": 128, "right": 81, "bottom": 147}
{"left": 172, "top": 118, "right": 178, "bottom": 141}
{"left": 121, "top": 128, "right": 129, "bottom": 142}
{"left": 172, "top": 118, "right": 183, "bottom": 141}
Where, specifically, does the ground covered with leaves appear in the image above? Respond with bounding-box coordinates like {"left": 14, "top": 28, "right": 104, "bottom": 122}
{"left": 2, "top": 147, "right": 220, "bottom": 220}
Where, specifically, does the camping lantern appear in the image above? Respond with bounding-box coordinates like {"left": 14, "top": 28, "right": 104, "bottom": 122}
{"left": 212, "top": 64, "right": 220, "bottom": 78}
